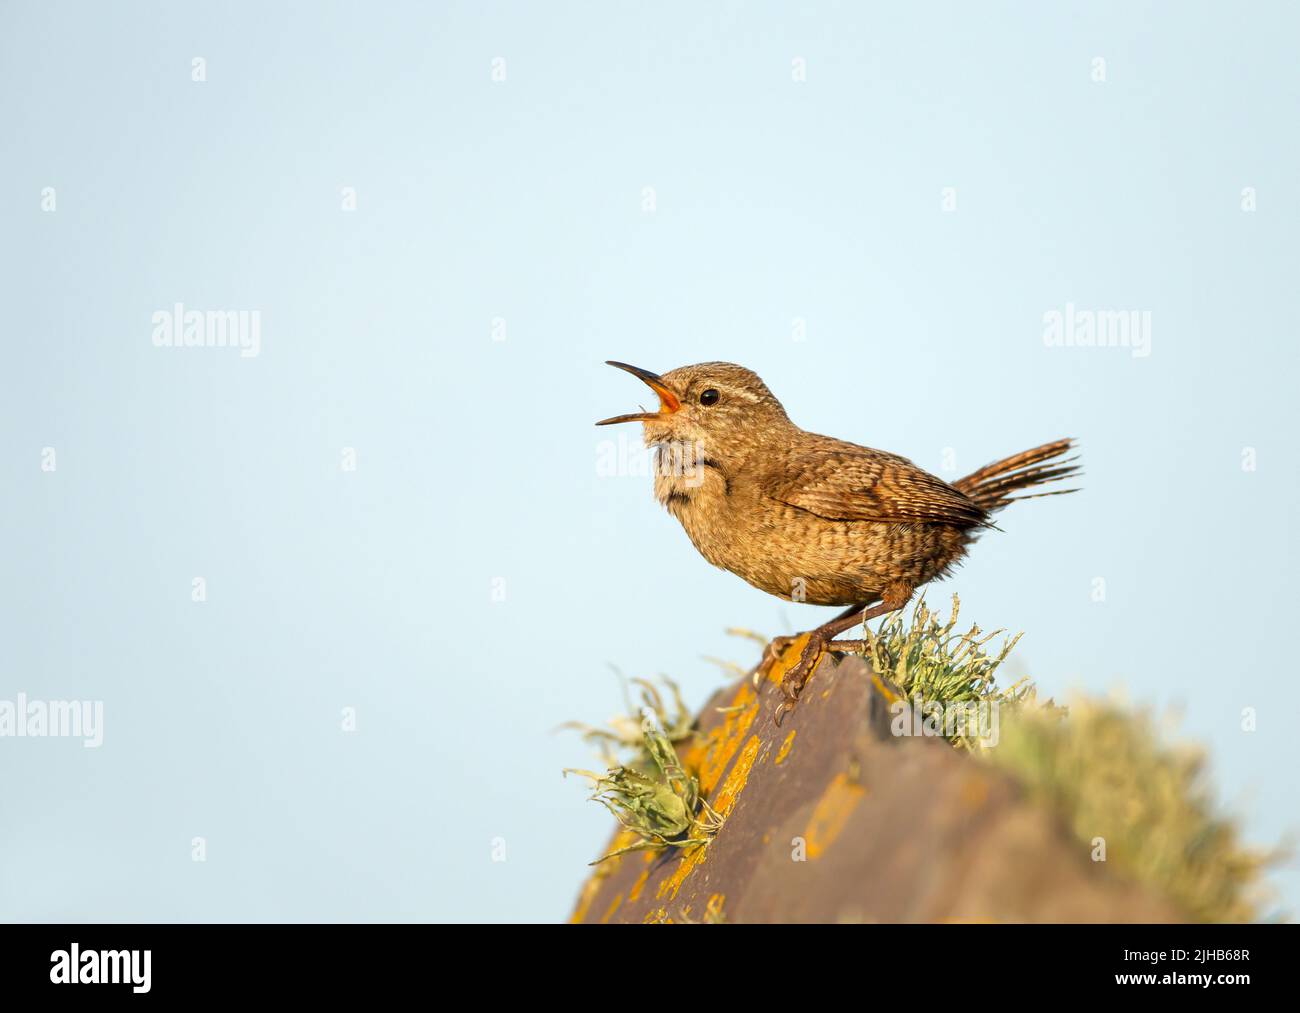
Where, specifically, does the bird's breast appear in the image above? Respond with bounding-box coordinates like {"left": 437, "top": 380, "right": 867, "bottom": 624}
{"left": 654, "top": 455, "right": 736, "bottom": 556}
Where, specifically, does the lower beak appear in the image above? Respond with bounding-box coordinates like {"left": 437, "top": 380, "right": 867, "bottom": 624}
{"left": 596, "top": 361, "right": 682, "bottom": 426}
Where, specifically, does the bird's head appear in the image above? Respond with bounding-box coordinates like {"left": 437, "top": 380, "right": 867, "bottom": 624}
{"left": 596, "top": 360, "right": 791, "bottom": 460}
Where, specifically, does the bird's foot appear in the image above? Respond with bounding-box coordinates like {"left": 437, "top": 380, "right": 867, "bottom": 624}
{"left": 768, "top": 589, "right": 914, "bottom": 726}
{"left": 773, "top": 635, "right": 827, "bottom": 726}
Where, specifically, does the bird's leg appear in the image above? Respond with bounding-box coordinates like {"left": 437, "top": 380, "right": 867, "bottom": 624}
{"left": 750, "top": 616, "right": 847, "bottom": 688}
{"left": 772, "top": 607, "right": 865, "bottom": 723}
{"left": 774, "top": 585, "right": 912, "bottom": 725}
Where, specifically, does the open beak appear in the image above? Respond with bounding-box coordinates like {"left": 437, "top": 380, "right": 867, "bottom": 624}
{"left": 595, "top": 361, "right": 682, "bottom": 426}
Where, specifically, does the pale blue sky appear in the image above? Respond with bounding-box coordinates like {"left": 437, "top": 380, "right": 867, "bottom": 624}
{"left": 2, "top": 1, "right": 1296, "bottom": 921}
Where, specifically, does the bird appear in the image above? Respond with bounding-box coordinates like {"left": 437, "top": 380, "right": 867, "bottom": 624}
{"left": 596, "top": 360, "right": 1080, "bottom": 724}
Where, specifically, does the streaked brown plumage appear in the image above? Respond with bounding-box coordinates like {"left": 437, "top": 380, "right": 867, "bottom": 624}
{"left": 597, "top": 360, "right": 1080, "bottom": 722}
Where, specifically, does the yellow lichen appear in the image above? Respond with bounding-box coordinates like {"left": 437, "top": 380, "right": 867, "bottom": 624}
{"left": 870, "top": 672, "right": 901, "bottom": 705}
{"left": 628, "top": 860, "right": 653, "bottom": 902}
{"left": 767, "top": 633, "right": 811, "bottom": 688}
{"left": 691, "top": 681, "right": 760, "bottom": 791}
{"left": 804, "top": 772, "right": 866, "bottom": 860}
{"left": 600, "top": 893, "right": 624, "bottom": 923}
{"left": 711, "top": 735, "right": 761, "bottom": 816}
{"left": 569, "top": 828, "right": 638, "bottom": 922}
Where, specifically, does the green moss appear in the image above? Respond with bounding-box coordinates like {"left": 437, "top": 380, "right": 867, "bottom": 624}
{"left": 564, "top": 712, "right": 722, "bottom": 865}
{"left": 557, "top": 672, "right": 695, "bottom": 769}
{"left": 861, "top": 593, "right": 1036, "bottom": 749}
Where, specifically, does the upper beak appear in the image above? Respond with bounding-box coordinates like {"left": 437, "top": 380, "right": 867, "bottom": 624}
{"left": 595, "top": 361, "right": 682, "bottom": 426}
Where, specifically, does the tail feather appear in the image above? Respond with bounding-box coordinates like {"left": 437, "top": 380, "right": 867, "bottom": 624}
{"left": 954, "top": 438, "right": 1080, "bottom": 514}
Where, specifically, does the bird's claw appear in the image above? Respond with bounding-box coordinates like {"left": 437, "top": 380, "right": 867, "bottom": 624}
{"left": 773, "top": 637, "right": 824, "bottom": 724}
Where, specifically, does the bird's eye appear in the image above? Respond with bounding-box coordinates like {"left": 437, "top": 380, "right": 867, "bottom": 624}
{"left": 699, "top": 388, "right": 720, "bottom": 406}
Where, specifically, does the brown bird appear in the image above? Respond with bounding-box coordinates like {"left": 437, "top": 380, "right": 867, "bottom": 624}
{"left": 597, "top": 360, "right": 1080, "bottom": 724}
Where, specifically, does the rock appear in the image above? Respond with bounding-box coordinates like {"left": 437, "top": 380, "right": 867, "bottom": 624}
{"left": 569, "top": 654, "right": 1186, "bottom": 924}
